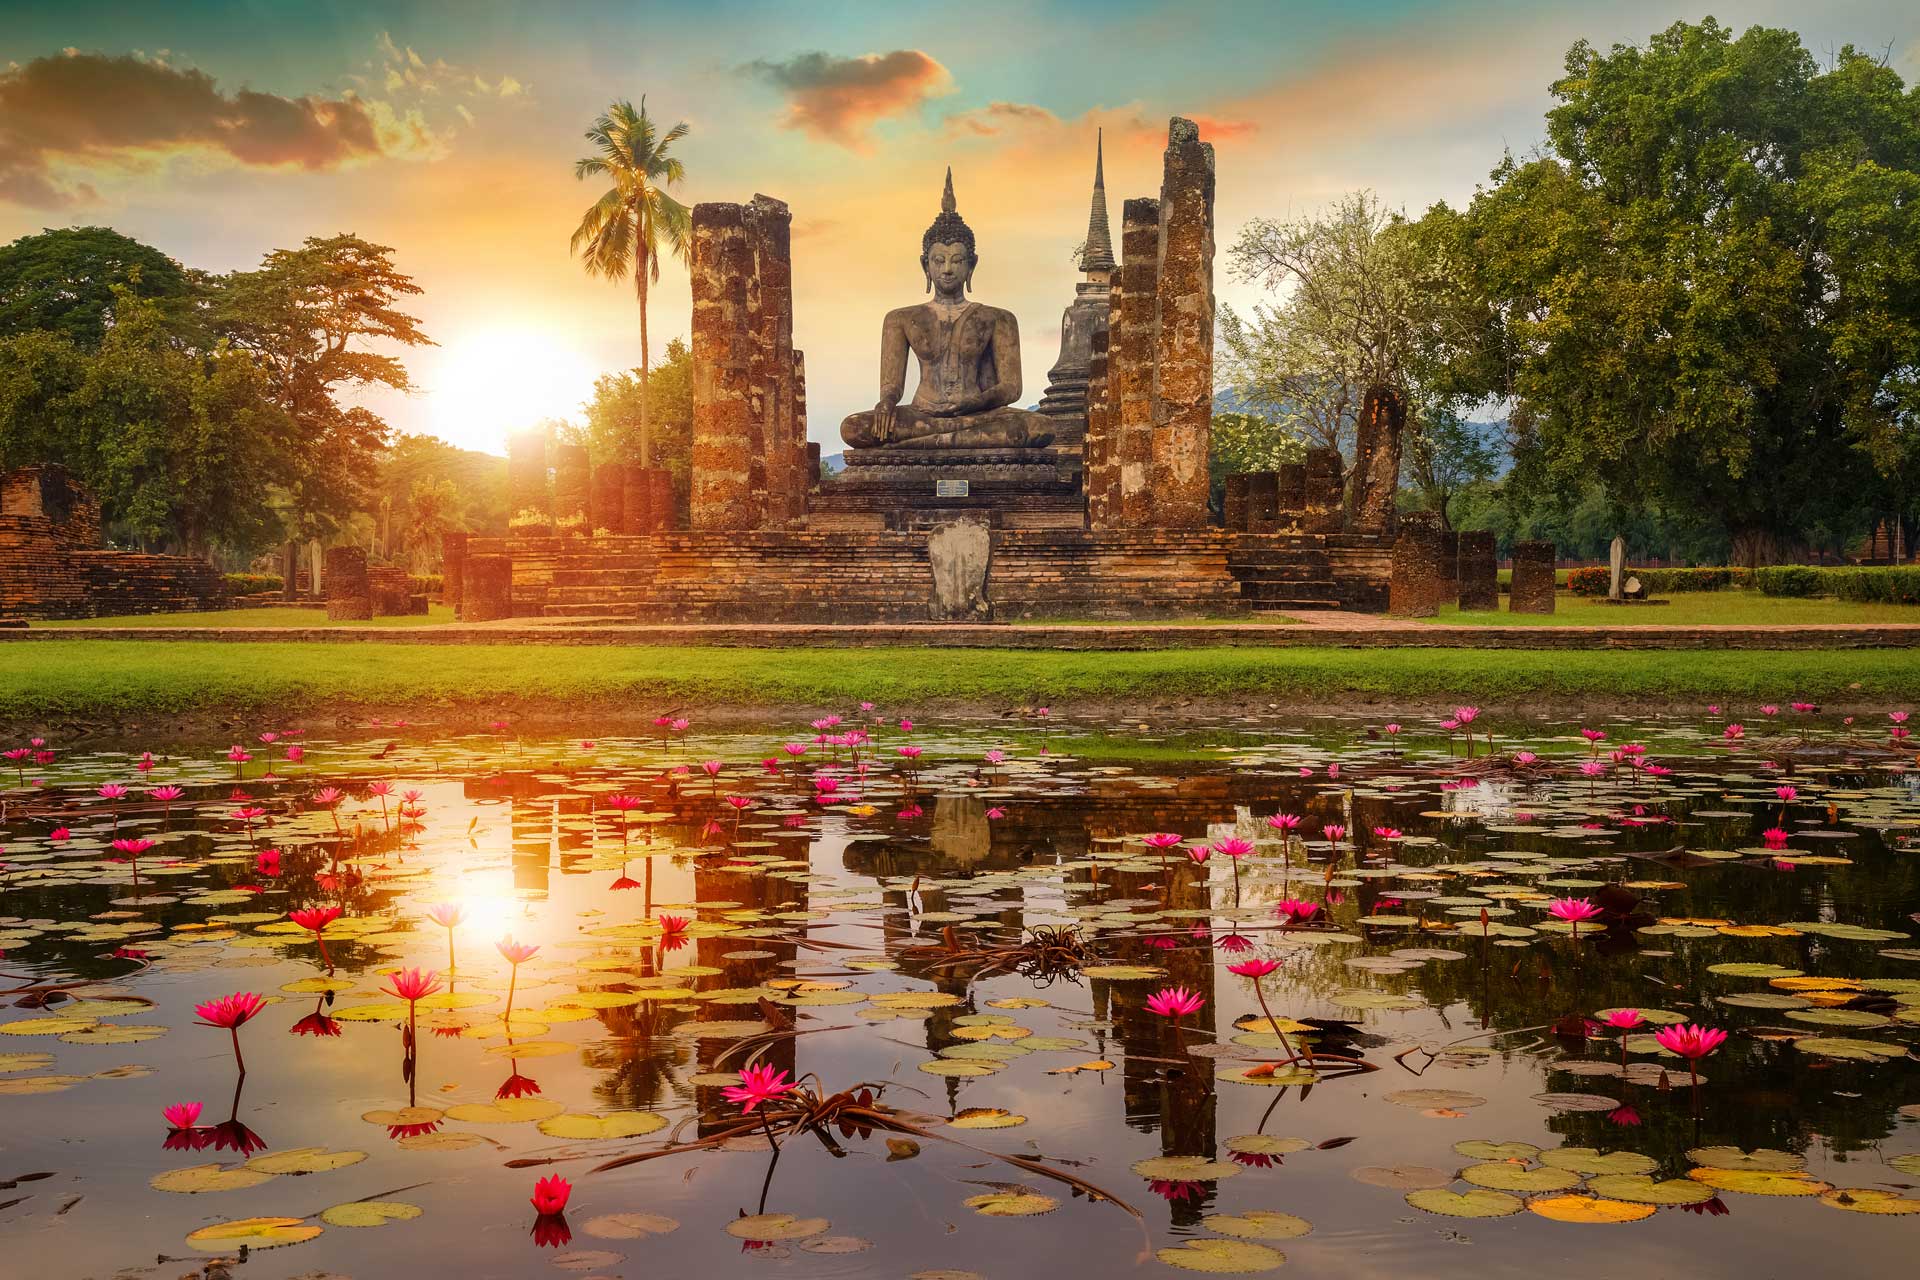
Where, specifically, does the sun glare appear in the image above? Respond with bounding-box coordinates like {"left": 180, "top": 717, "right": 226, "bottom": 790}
{"left": 427, "top": 327, "right": 599, "bottom": 454}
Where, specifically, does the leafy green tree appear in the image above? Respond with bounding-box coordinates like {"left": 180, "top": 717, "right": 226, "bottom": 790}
{"left": 212, "top": 235, "right": 432, "bottom": 541}
{"left": 1432, "top": 19, "right": 1920, "bottom": 562}
{"left": 0, "top": 227, "right": 195, "bottom": 349}
{"left": 576, "top": 336, "right": 694, "bottom": 520}
{"left": 571, "top": 98, "right": 693, "bottom": 466}
{"left": 377, "top": 432, "right": 509, "bottom": 553}
{"left": 1400, "top": 410, "right": 1500, "bottom": 528}
{"left": 0, "top": 289, "right": 289, "bottom": 554}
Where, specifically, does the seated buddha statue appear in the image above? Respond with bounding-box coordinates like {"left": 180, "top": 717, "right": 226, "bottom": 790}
{"left": 840, "top": 171, "right": 1054, "bottom": 452}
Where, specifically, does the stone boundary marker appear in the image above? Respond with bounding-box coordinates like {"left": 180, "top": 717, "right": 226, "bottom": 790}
{"left": 323, "top": 546, "right": 371, "bottom": 622}
{"left": 1510, "top": 541, "right": 1557, "bottom": 614}
{"left": 1458, "top": 531, "right": 1498, "bottom": 611}
{"left": 15, "top": 622, "right": 1920, "bottom": 651}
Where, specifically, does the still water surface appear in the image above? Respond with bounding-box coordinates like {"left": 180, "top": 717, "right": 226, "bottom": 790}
{"left": 1, "top": 712, "right": 1917, "bottom": 1278}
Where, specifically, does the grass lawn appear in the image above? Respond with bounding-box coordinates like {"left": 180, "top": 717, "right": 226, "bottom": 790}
{"left": 32, "top": 605, "right": 458, "bottom": 629}
{"left": 1432, "top": 590, "right": 1920, "bottom": 627}
{"left": 3, "top": 640, "right": 1917, "bottom": 722}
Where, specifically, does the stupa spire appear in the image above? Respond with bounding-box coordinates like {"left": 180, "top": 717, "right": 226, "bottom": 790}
{"left": 1079, "top": 130, "right": 1115, "bottom": 274}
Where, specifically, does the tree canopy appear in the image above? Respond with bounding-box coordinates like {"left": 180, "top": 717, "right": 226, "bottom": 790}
{"left": 0, "top": 226, "right": 195, "bottom": 349}
{"left": 1428, "top": 18, "right": 1920, "bottom": 561}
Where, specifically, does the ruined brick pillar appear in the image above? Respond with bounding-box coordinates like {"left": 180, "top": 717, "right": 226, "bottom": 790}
{"left": 806, "top": 443, "right": 822, "bottom": 488}
{"left": 690, "top": 202, "right": 756, "bottom": 530}
{"left": 1082, "top": 327, "right": 1112, "bottom": 529}
{"left": 1303, "top": 448, "right": 1343, "bottom": 532}
{"left": 1510, "top": 540, "right": 1557, "bottom": 614}
{"left": 646, "top": 469, "right": 675, "bottom": 532}
{"left": 1436, "top": 529, "right": 1460, "bottom": 607}
{"left": 790, "top": 349, "right": 810, "bottom": 519}
{"left": 443, "top": 531, "right": 468, "bottom": 619}
{"left": 553, "top": 443, "right": 591, "bottom": 530}
{"left": 1223, "top": 474, "right": 1249, "bottom": 533}
{"left": 1112, "top": 197, "right": 1161, "bottom": 527}
{"left": 1149, "top": 118, "right": 1215, "bottom": 530}
{"left": 745, "top": 194, "right": 793, "bottom": 526}
{"left": 1349, "top": 385, "right": 1405, "bottom": 532}
{"left": 1277, "top": 463, "right": 1307, "bottom": 514}
{"left": 465, "top": 553, "right": 513, "bottom": 622}
{"left": 506, "top": 428, "right": 549, "bottom": 521}
{"left": 590, "top": 462, "right": 625, "bottom": 535}
{"left": 1246, "top": 472, "right": 1279, "bottom": 534}
{"left": 620, "top": 465, "right": 650, "bottom": 535}
{"left": 1458, "top": 530, "right": 1498, "bottom": 611}
{"left": 1388, "top": 519, "right": 1443, "bottom": 617}
{"left": 323, "top": 545, "right": 371, "bottom": 621}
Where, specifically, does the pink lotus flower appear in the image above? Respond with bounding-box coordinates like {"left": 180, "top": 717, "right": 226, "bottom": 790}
{"left": 1892, "top": 710, "right": 1910, "bottom": 724}
{"left": 1762, "top": 828, "right": 1790, "bottom": 849}
{"left": 496, "top": 936, "right": 539, "bottom": 965}
{"left": 382, "top": 966, "right": 442, "bottom": 1003}
{"left": 163, "top": 1101, "right": 202, "bottom": 1129}
{"left": 1265, "top": 812, "right": 1301, "bottom": 832}
{"left": 110, "top": 836, "right": 154, "bottom": 858}
{"left": 1185, "top": 844, "right": 1210, "bottom": 864}
{"left": 1383, "top": 723, "right": 1401, "bottom": 735}
{"left": 289, "top": 906, "right": 341, "bottom": 933}
{"left": 1723, "top": 723, "right": 1745, "bottom": 740}
{"left": 1215, "top": 932, "right": 1254, "bottom": 953}
{"left": 1606, "top": 1104, "right": 1642, "bottom": 1127}
{"left": 1580, "top": 760, "right": 1607, "bottom": 777}
{"left": 657, "top": 914, "right": 690, "bottom": 934}
{"left": 530, "top": 1174, "right": 571, "bottom": 1215}
{"left": 1275, "top": 899, "right": 1320, "bottom": 923}
{"left": 984, "top": 749, "right": 1007, "bottom": 765}
{"left": 313, "top": 786, "right": 344, "bottom": 807}
{"left": 284, "top": 745, "right": 304, "bottom": 764}
{"left": 98, "top": 783, "right": 128, "bottom": 801}
{"left": 1454, "top": 706, "right": 1480, "bottom": 726}
{"left": 1228, "top": 957, "right": 1281, "bottom": 978}
{"left": 1145, "top": 986, "right": 1206, "bottom": 1019}
{"left": 1142, "top": 832, "right": 1184, "bottom": 850}
{"left": 150, "top": 784, "right": 183, "bottom": 803}
{"left": 255, "top": 849, "right": 281, "bottom": 876}
{"left": 1212, "top": 837, "right": 1254, "bottom": 860}
{"left": 1513, "top": 751, "right": 1538, "bottom": 765}
{"left": 1654, "top": 1023, "right": 1727, "bottom": 1060}
{"left": 722, "top": 1064, "right": 796, "bottom": 1113}
{"left": 899, "top": 717, "right": 914, "bottom": 732}
{"left": 897, "top": 745, "right": 923, "bottom": 760}
{"left": 426, "top": 903, "right": 465, "bottom": 929}
{"left": 985, "top": 806, "right": 1005, "bottom": 818}
{"left": 1548, "top": 897, "right": 1602, "bottom": 924}
{"left": 1605, "top": 1009, "right": 1644, "bottom": 1030}
{"left": 1322, "top": 824, "right": 1346, "bottom": 843}
{"left": 49, "top": 827, "right": 70, "bottom": 842}
{"left": 1373, "top": 827, "right": 1403, "bottom": 840}
{"left": 196, "top": 992, "right": 266, "bottom": 1029}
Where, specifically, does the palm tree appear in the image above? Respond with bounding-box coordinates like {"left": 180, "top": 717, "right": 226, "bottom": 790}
{"left": 571, "top": 98, "right": 692, "bottom": 467}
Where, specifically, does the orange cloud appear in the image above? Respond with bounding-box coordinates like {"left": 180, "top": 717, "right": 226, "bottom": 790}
{"left": 743, "top": 50, "right": 953, "bottom": 148}
{"left": 944, "top": 100, "right": 1060, "bottom": 137}
{"left": 0, "top": 51, "right": 404, "bottom": 207}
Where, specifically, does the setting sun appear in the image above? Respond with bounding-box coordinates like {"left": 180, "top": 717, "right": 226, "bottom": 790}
{"left": 427, "top": 326, "right": 601, "bottom": 454}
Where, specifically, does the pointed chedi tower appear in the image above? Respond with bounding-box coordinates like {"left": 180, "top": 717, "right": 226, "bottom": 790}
{"left": 1037, "top": 132, "right": 1116, "bottom": 465}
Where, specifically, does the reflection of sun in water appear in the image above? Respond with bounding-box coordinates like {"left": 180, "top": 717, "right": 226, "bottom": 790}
{"left": 427, "top": 326, "right": 599, "bottom": 453}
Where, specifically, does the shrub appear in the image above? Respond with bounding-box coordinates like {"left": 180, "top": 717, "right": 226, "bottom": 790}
{"left": 1753, "top": 566, "right": 1827, "bottom": 597}
{"left": 223, "top": 572, "right": 283, "bottom": 595}
{"left": 1565, "top": 566, "right": 1610, "bottom": 596}
{"left": 1829, "top": 566, "right": 1920, "bottom": 605}
{"left": 409, "top": 574, "right": 444, "bottom": 596}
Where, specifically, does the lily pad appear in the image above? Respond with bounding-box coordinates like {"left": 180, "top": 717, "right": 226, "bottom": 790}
{"left": 319, "top": 1200, "right": 423, "bottom": 1228}
{"left": 1202, "top": 1210, "right": 1312, "bottom": 1240}
{"left": 1404, "top": 1188, "right": 1524, "bottom": 1218}
{"left": 1156, "top": 1239, "right": 1287, "bottom": 1273}
{"left": 1526, "top": 1195, "right": 1657, "bottom": 1224}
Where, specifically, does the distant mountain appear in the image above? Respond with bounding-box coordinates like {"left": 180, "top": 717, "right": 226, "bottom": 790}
{"left": 821, "top": 451, "right": 846, "bottom": 475}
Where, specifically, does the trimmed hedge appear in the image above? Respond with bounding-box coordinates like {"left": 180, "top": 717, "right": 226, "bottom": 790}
{"left": 1745, "top": 566, "right": 1920, "bottom": 602}
{"left": 1566, "top": 566, "right": 1751, "bottom": 597}
{"left": 223, "top": 572, "right": 283, "bottom": 595}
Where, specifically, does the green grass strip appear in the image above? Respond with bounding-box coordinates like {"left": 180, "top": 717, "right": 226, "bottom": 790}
{"left": 3, "top": 641, "right": 1917, "bottom": 721}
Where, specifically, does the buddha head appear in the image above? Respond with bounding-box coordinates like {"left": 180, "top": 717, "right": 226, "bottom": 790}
{"left": 921, "top": 167, "right": 976, "bottom": 296}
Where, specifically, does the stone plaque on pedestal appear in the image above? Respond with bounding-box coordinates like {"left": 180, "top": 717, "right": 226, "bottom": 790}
{"left": 927, "top": 521, "right": 992, "bottom": 621}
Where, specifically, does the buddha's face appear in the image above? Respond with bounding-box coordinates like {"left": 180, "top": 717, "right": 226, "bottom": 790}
{"left": 923, "top": 240, "right": 973, "bottom": 296}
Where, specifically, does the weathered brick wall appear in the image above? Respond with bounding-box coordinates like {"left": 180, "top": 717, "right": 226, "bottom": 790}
{"left": 0, "top": 514, "right": 225, "bottom": 619}
{"left": 482, "top": 529, "right": 1268, "bottom": 622}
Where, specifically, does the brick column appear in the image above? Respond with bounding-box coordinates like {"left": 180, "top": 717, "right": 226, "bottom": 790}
{"left": 620, "top": 465, "right": 650, "bottom": 535}
{"left": 323, "top": 545, "right": 371, "bottom": 621}
{"left": 745, "top": 194, "right": 793, "bottom": 526}
{"left": 1149, "top": 118, "right": 1215, "bottom": 530}
{"left": 1435, "top": 530, "right": 1460, "bottom": 607}
{"left": 1223, "top": 474, "right": 1249, "bottom": 533}
{"left": 1277, "top": 463, "right": 1306, "bottom": 515}
{"left": 1112, "top": 197, "right": 1160, "bottom": 527}
{"left": 806, "top": 443, "right": 821, "bottom": 488}
{"left": 1083, "top": 326, "right": 1113, "bottom": 529}
{"left": 1510, "top": 541, "right": 1557, "bottom": 613}
{"left": 1349, "top": 384, "right": 1405, "bottom": 532}
{"left": 465, "top": 553, "right": 513, "bottom": 621}
{"left": 506, "top": 428, "right": 549, "bottom": 521}
{"left": 1458, "top": 530, "right": 1497, "bottom": 611}
{"left": 1388, "top": 522, "right": 1443, "bottom": 617}
{"left": 1246, "top": 471, "right": 1279, "bottom": 534}
{"left": 690, "top": 202, "right": 756, "bottom": 530}
{"left": 443, "top": 531, "right": 468, "bottom": 619}
{"left": 646, "top": 469, "right": 675, "bottom": 532}
{"left": 791, "top": 349, "right": 810, "bottom": 519}
{"left": 553, "top": 443, "right": 591, "bottom": 530}
{"left": 1303, "top": 448, "right": 1342, "bottom": 532}
{"left": 590, "top": 462, "right": 624, "bottom": 536}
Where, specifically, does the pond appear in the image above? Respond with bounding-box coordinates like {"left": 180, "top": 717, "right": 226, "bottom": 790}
{"left": 1, "top": 707, "right": 1917, "bottom": 1278}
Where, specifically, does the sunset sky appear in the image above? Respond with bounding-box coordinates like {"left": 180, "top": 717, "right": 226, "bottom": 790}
{"left": 3, "top": 0, "right": 1915, "bottom": 456}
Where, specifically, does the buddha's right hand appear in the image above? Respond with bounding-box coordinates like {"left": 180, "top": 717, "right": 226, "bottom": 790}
{"left": 872, "top": 400, "right": 895, "bottom": 444}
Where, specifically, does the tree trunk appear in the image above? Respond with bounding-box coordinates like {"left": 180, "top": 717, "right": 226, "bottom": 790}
{"left": 636, "top": 236, "right": 651, "bottom": 469}
{"left": 281, "top": 541, "right": 297, "bottom": 601}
